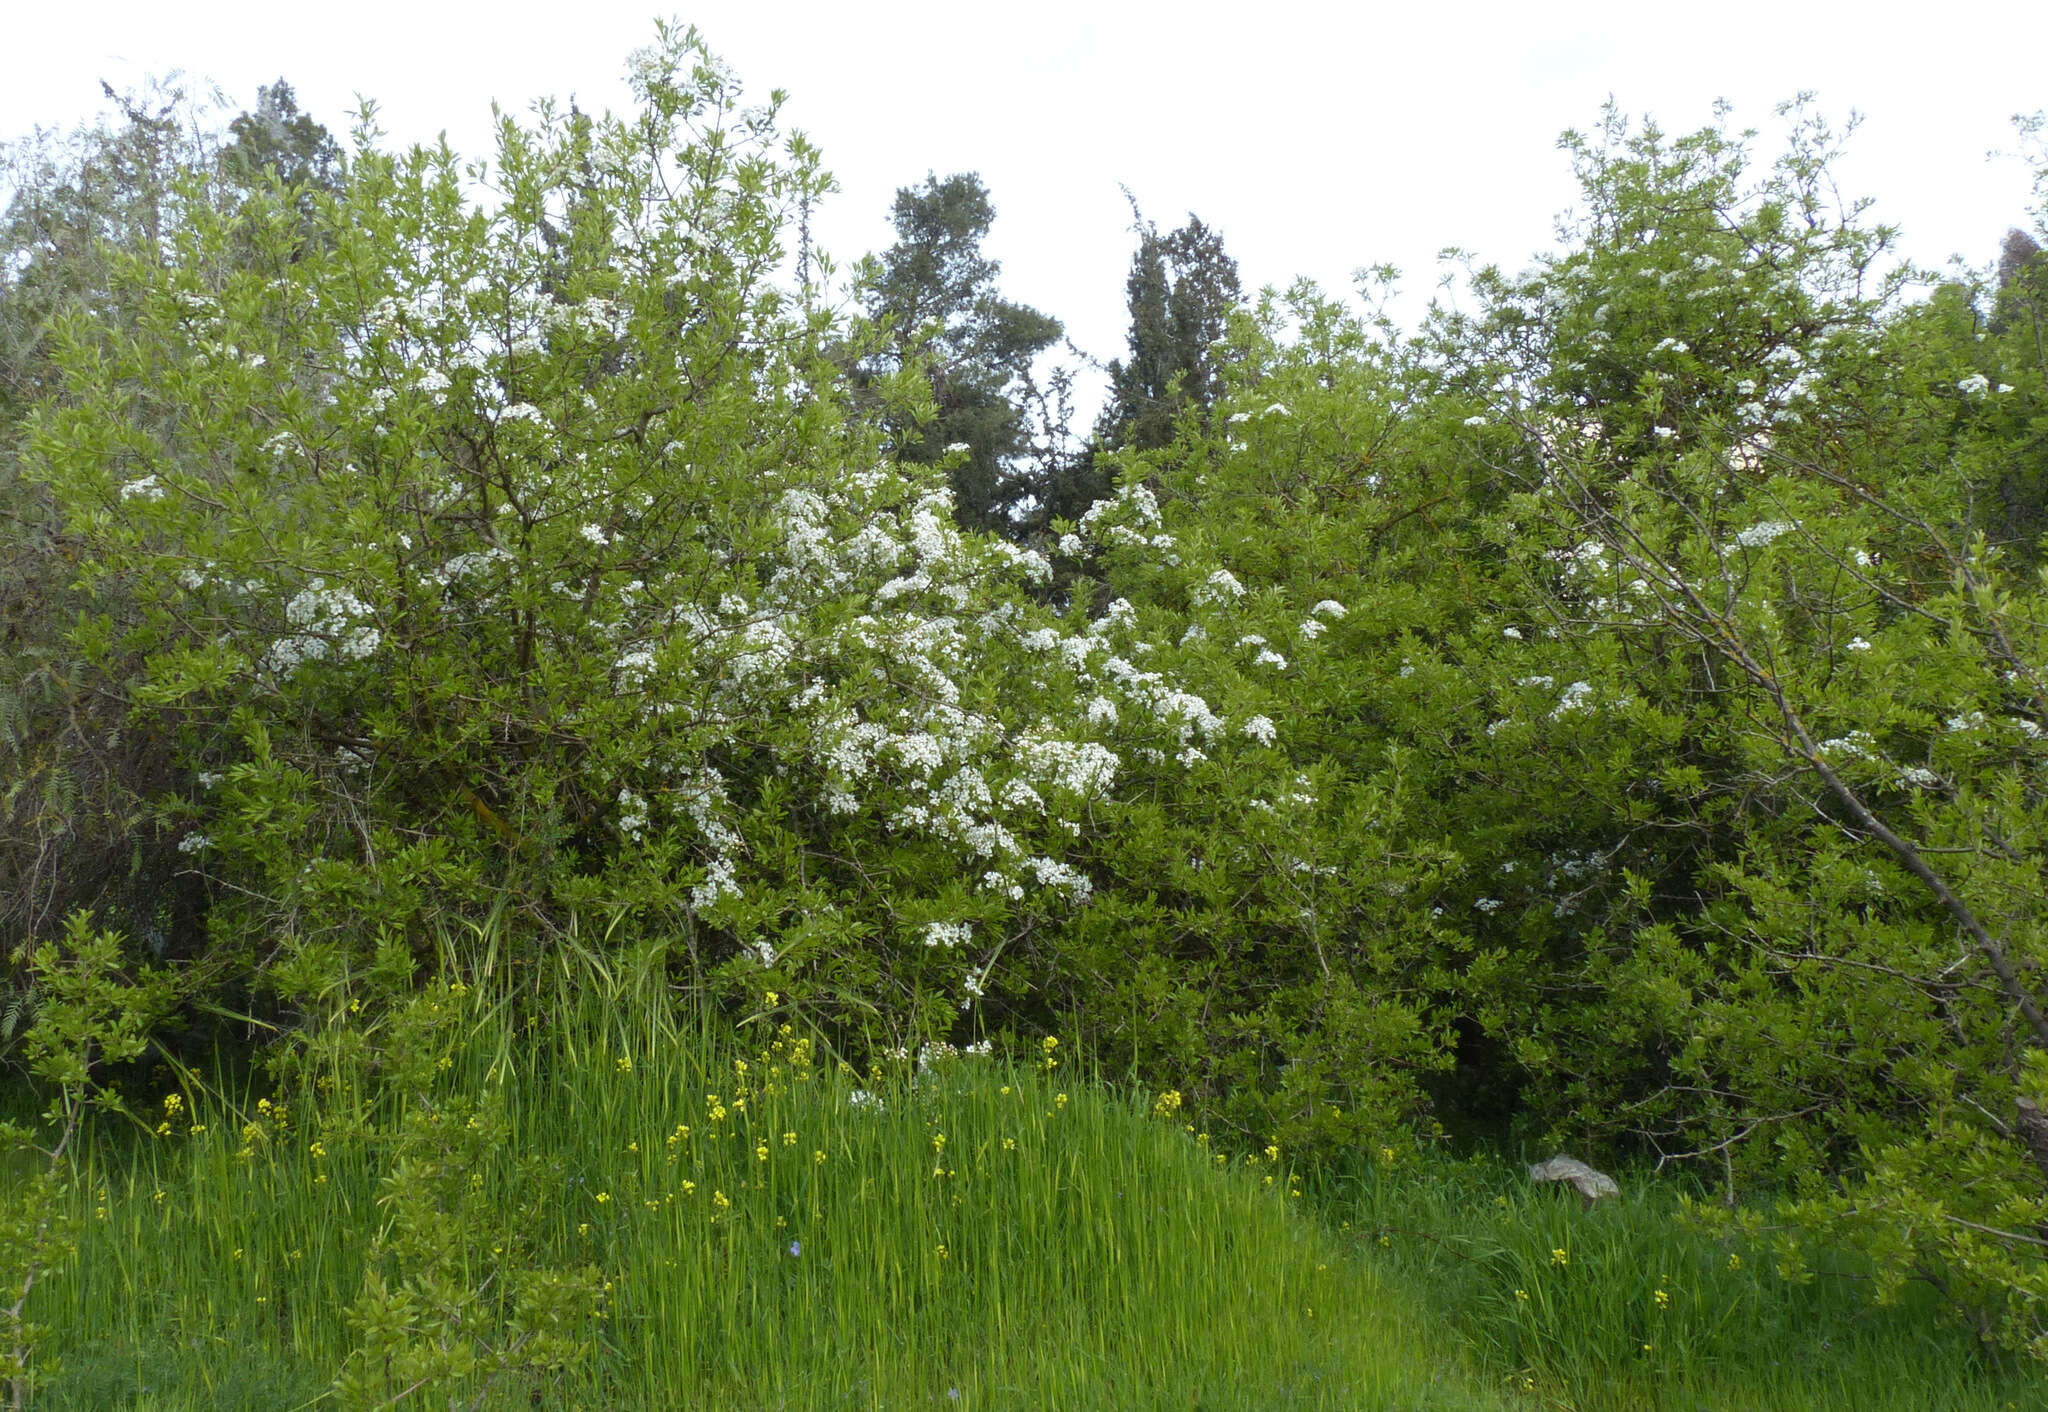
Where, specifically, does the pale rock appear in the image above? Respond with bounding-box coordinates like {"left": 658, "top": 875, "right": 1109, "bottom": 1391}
{"left": 1529, "top": 1154, "right": 1619, "bottom": 1204}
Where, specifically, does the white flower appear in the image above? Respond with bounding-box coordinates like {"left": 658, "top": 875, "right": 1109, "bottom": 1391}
{"left": 120, "top": 475, "right": 166, "bottom": 502}
{"left": 1845, "top": 637, "right": 1872, "bottom": 653}
{"left": 1463, "top": 415, "right": 1489, "bottom": 427}
{"left": 1652, "top": 426, "right": 1675, "bottom": 439}
{"left": 847, "top": 1089, "right": 884, "bottom": 1112}
{"left": 1227, "top": 411, "right": 1253, "bottom": 425}
{"left": 1897, "top": 766, "right": 1942, "bottom": 789}
{"left": 1241, "top": 714, "right": 1277, "bottom": 746}
{"left": 692, "top": 855, "right": 742, "bottom": 910}
{"left": 580, "top": 523, "right": 611, "bottom": 547}
{"left": 197, "top": 772, "right": 223, "bottom": 790}
{"left": 1085, "top": 695, "right": 1118, "bottom": 728}
{"left": 1026, "top": 855, "right": 1092, "bottom": 902}
{"left": 178, "top": 567, "right": 206, "bottom": 590}
{"left": 1254, "top": 648, "right": 1288, "bottom": 670}
{"left": 1262, "top": 402, "right": 1290, "bottom": 417}
{"left": 944, "top": 442, "right": 971, "bottom": 454}
{"left": 1299, "top": 618, "right": 1325, "bottom": 639}
{"left": 1997, "top": 383, "right": 2014, "bottom": 394}
{"left": 1501, "top": 627, "right": 1522, "bottom": 640}
{"left": 1475, "top": 897, "right": 1501, "bottom": 914}
{"left": 923, "top": 920, "right": 972, "bottom": 949}
{"left": 1310, "top": 599, "right": 1347, "bottom": 619}
{"left": 1730, "top": 520, "right": 1795, "bottom": 550}
{"left": 1819, "top": 731, "right": 1875, "bottom": 758}
{"left": 1057, "top": 533, "right": 1084, "bottom": 558}
{"left": 1957, "top": 374, "right": 1990, "bottom": 396}
{"left": 1552, "top": 681, "right": 1594, "bottom": 716}
{"left": 615, "top": 650, "right": 658, "bottom": 687}
{"left": 1725, "top": 433, "right": 1771, "bottom": 473}
{"left": 617, "top": 788, "right": 649, "bottom": 841}
{"left": 1191, "top": 569, "right": 1246, "bottom": 606}
{"left": 177, "top": 833, "right": 213, "bottom": 855}
{"left": 416, "top": 367, "right": 451, "bottom": 404}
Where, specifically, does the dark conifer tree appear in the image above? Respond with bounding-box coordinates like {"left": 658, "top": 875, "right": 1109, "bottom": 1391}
{"left": 1097, "top": 210, "right": 1241, "bottom": 452}
{"left": 861, "top": 173, "right": 1063, "bottom": 532}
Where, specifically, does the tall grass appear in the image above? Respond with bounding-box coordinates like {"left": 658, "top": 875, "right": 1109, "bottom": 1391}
{"left": 28, "top": 956, "right": 1501, "bottom": 1410}
{"left": 1322, "top": 1150, "right": 2042, "bottom": 1411}
{"left": 25, "top": 935, "right": 2043, "bottom": 1409}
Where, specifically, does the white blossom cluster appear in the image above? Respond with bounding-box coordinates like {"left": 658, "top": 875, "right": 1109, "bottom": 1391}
{"left": 1191, "top": 569, "right": 1246, "bottom": 606}
{"left": 265, "top": 580, "right": 381, "bottom": 677}
{"left": 1729, "top": 520, "right": 1796, "bottom": 550}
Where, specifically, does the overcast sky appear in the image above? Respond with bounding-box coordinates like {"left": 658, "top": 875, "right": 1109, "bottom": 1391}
{"left": 8, "top": 3, "right": 2046, "bottom": 416}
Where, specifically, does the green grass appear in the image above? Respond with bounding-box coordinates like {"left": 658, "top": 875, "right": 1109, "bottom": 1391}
{"left": 1320, "top": 1149, "right": 2044, "bottom": 1411}
{"left": 19, "top": 967, "right": 2046, "bottom": 1410}
{"left": 25, "top": 983, "right": 1503, "bottom": 1410}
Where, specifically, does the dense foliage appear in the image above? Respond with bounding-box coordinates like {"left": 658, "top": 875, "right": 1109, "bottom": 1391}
{"left": 7, "top": 25, "right": 2048, "bottom": 1381}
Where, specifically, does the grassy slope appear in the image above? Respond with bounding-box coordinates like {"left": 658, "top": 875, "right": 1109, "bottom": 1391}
{"left": 31, "top": 998, "right": 1502, "bottom": 1410}
{"left": 23, "top": 980, "right": 2043, "bottom": 1410}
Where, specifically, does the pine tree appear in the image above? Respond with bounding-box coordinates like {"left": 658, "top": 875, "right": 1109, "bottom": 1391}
{"left": 218, "top": 80, "right": 343, "bottom": 196}
{"left": 1097, "top": 210, "right": 1241, "bottom": 452}
{"left": 860, "top": 173, "right": 1063, "bottom": 532}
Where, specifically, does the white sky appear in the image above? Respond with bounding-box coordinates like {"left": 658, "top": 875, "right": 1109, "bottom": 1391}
{"left": 8, "top": 3, "right": 2046, "bottom": 418}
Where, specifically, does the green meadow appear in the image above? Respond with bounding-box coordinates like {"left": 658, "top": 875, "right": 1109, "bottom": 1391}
{"left": 16, "top": 954, "right": 2036, "bottom": 1409}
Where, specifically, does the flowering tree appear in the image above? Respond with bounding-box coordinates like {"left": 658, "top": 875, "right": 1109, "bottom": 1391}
{"left": 22, "top": 26, "right": 1283, "bottom": 1074}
